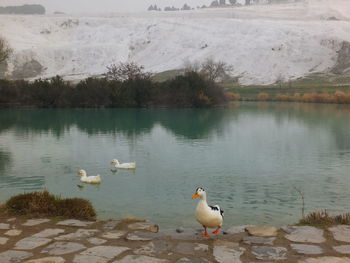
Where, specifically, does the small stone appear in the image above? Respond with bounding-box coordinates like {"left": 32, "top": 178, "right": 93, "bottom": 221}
{"left": 176, "top": 227, "right": 185, "bottom": 233}
{"left": 246, "top": 226, "right": 278, "bottom": 237}
{"left": 126, "top": 231, "right": 156, "bottom": 241}
{"left": 6, "top": 218, "right": 16, "bottom": 222}
{"left": 283, "top": 226, "right": 325, "bottom": 243}
{"left": 23, "top": 257, "right": 66, "bottom": 263}
{"left": 0, "top": 223, "right": 10, "bottom": 229}
{"left": 128, "top": 222, "right": 159, "bottom": 233}
{"left": 41, "top": 242, "right": 86, "bottom": 255}
{"left": 243, "top": 236, "right": 275, "bottom": 245}
{"left": 176, "top": 258, "right": 212, "bottom": 263}
{"left": 333, "top": 245, "right": 350, "bottom": 254}
{"left": 22, "top": 219, "right": 50, "bottom": 226}
{"left": 113, "top": 255, "right": 170, "bottom": 263}
{"left": 15, "top": 237, "right": 52, "bottom": 250}
{"left": 329, "top": 225, "right": 350, "bottom": 243}
{"left": 291, "top": 244, "right": 324, "bottom": 255}
{"left": 251, "top": 246, "right": 287, "bottom": 260}
{"left": 0, "top": 250, "right": 33, "bottom": 263}
{"left": 87, "top": 237, "right": 107, "bottom": 245}
{"left": 0, "top": 237, "right": 9, "bottom": 245}
{"left": 79, "top": 245, "right": 129, "bottom": 260}
{"left": 55, "top": 229, "right": 98, "bottom": 240}
{"left": 213, "top": 240, "right": 245, "bottom": 263}
{"left": 226, "top": 225, "right": 254, "bottom": 235}
{"left": 103, "top": 220, "right": 119, "bottom": 230}
{"left": 5, "top": 229, "right": 22, "bottom": 236}
{"left": 57, "top": 219, "right": 94, "bottom": 227}
{"left": 298, "top": 256, "right": 350, "bottom": 263}
{"left": 101, "top": 230, "right": 126, "bottom": 239}
{"left": 175, "top": 243, "right": 209, "bottom": 256}
{"left": 33, "top": 229, "right": 65, "bottom": 238}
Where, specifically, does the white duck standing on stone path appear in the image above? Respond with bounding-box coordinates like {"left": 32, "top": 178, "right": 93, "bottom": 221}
{"left": 111, "top": 159, "right": 136, "bottom": 169}
{"left": 77, "top": 169, "right": 101, "bottom": 184}
{"left": 192, "top": 187, "right": 224, "bottom": 238}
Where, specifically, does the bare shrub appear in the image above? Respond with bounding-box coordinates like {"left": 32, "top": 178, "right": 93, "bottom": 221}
{"left": 225, "top": 92, "right": 240, "bottom": 101}
{"left": 257, "top": 92, "right": 269, "bottom": 101}
{"left": 276, "top": 93, "right": 290, "bottom": 101}
{"left": 200, "top": 58, "right": 233, "bottom": 82}
{"left": 104, "top": 62, "right": 151, "bottom": 81}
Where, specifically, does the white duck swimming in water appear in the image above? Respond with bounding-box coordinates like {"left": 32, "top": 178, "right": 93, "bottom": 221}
{"left": 111, "top": 159, "right": 136, "bottom": 169}
{"left": 77, "top": 169, "right": 101, "bottom": 184}
{"left": 192, "top": 187, "right": 224, "bottom": 238}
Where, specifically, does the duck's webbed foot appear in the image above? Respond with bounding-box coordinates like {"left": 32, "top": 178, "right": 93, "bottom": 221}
{"left": 202, "top": 225, "right": 210, "bottom": 238}
{"left": 212, "top": 226, "right": 221, "bottom": 235}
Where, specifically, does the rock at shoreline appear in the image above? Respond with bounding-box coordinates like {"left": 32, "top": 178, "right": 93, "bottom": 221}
{"left": 56, "top": 219, "right": 94, "bottom": 227}
{"left": 246, "top": 226, "right": 278, "bottom": 237}
{"left": 22, "top": 219, "right": 50, "bottom": 226}
{"left": 128, "top": 222, "right": 159, "bottom": 233}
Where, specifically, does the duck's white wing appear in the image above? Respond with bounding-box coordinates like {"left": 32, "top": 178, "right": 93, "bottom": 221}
{"left": 209, "top": 205, "right": 224, "bottom": 217}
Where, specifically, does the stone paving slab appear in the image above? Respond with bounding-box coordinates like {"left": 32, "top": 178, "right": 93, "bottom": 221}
{"left": 175, "top": 242, "right": 209, "bottom": 256}
{"left": 33, "top": 228, "right": 65, "bottom": 238}
{"left": 113, "top": 255, "right": 170, "bottom": 263}
{"left": 54, "top": 229, "right": 98, "bottom": 240}
{"left": 87, "top": 237, "right": 107, "bottom": 245}
{"left": 213, "top": 240, "right": 245, "bottom": 263}
{"left": 41, "top": 242, "right": 86, "bottom": 255}
{"left": 0, "top": 223, "right": 10, "bottom": 229}
{"left": 56, "top": 219, "right": 94, "bottom": 227}
{"left": 14, "top": 237, "right": 52, "bottom": 250}
{"left": 333, "top": 245, "right": 350, "bottom": 255}
{"left": 176, "top": 258, "right": 212, "bottom": 263}
{"left": 22, "top": 219, "right": 50, "bottom": 226}
{"left": 298, "top": 256, "right": 350, "bottom": 263}
{"left": 73, "top": 254, "right": 109, "bottom": 263}
{"left": 134, "top": 240, "right": 173, "bottom": 257}
{"left": 0, "top": 250, "right": 33, "bottom": 263}
{"left": 290, "top": 244, "right": 324, "bottom": 255}
{"left": 79, "top": 245, "right": 130, "bottom": 260}
{"left": 251, "top": 246, "right": 287, "bottom": 260}
{"left": 23, "top": 256, "right": 66, "bottom": 263}
{"left": 283, "top": 226, "right": 326, "bottom": 243}
{"left": 329, "top": 225, "right": 350, "bottom": 243}
{"left": 5, "top": 229, "right": 22, "bottom": 236}
{"left": 126, "top": 231, "right": 157, "bottom": 241}
{"left": 101, "top": 230, "right": 126, "bottom": 239}
{"left": 103, "top": 220, "right": 119, "bottom": 230}
{"left": 243, "top": 236, "right": 275, "bottom": 245}
{"left": 0, "top": 236, "right": 9, "bottom": 245}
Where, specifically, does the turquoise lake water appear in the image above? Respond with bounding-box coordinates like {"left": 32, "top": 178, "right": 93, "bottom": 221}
{"left": 0, "top": 102, "right": 350, "bottom": 228}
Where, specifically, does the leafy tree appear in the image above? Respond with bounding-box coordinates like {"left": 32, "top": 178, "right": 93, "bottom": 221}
{"left": 219, "top": 0, "right": 226, "bottom": 5}
{"left": 229, "top": 0, "right": 237, "bottom": 5}
{"left": 0, "top": 37, "right": 12, "bottom": 63}
{"left": 210, "top": 0, "right": 219, "bottom": 7}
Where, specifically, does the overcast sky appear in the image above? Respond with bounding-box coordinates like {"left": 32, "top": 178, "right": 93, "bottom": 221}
{"left": 0, "top": 0, "right": 220, "bottom": 13}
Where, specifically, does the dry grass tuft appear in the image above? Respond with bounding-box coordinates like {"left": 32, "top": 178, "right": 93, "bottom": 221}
{"left": 4, "top": 190, "right": 96, "bottom": 220}
{"left": 299, "top": 210, "right": 350, "bottom": 226}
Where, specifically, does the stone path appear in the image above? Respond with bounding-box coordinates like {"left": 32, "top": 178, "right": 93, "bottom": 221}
{"left": 1, "top": 217, "right": 350, "bottom": 263}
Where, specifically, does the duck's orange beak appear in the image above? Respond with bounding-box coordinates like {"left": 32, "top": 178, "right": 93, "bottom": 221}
{"left": 192, "top": 193, "right": 199, "bottom": 199}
